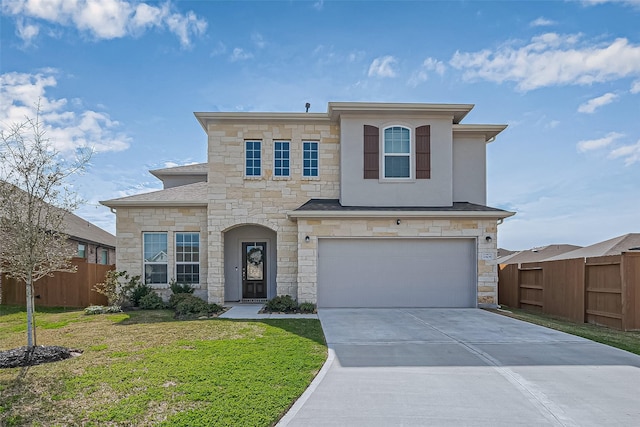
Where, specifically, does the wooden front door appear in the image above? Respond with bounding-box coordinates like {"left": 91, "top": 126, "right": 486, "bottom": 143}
{"left": 242, "top": 242, "right": 267, "bottom": 299}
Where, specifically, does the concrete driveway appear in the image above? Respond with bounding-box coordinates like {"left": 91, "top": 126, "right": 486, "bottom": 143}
{"left": 278, "top": 308, "right": 640, "bottom": 426}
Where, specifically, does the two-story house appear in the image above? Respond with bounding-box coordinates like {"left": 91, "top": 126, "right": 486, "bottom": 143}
{"left": 101, "top": 102, "right": 514, "bottom": 308}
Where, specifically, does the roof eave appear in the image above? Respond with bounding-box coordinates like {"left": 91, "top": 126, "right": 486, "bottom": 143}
{"left": 99, "top": 200, "right": 207, "bottom": 208}
{"left": 453, "top": 124, "right": 508, "bottom": 142}
{"left": 288, "top": 210, "right": 516, "bottom": 220}
{"left": 328, "top": 102, "right": 475, "bottom": 123}
{"left": 194, "top": 111, "right": 330, "bottom": 132}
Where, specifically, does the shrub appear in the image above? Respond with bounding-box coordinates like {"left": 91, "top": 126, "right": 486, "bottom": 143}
{"left": 174, "top": 294, "right": 209, "bottom": 318}
{"left": 127, "top": 282, "right": 153, "bottom": 307}
{"left": 265, "top": 295, "right": 298, "bottom": 313}
{"left": 169, "top": 279, "right": 194, "bottom": 295}
{"left": 208, "top": 303, "right": 224, "bottom": 314}
{"left": 93, "top": 270, "right": 128, "bottom": 306}
{"left": 168, "top": 292, "right": 192, "bottom": 309}
{"left": 84, "top": 305, "right": 122, "bottom": 315}
{"left": 298, "top": 302, "right": 316, "bottom": 314}
{"left": 139, "top": 292, "right": 165, "bottom": 310}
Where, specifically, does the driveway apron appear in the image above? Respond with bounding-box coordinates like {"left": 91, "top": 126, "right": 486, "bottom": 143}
{"left": 278, "top": 308, "right": 640, "bottom": 427}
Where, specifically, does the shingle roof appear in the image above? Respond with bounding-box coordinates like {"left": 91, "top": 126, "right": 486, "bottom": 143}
{"left": 544, "top": 233, "right": 640, "bottom": 261}
{"left": 294, "top": 199, "right": 511, "bottom": 213}
{"left": 497, "top": 244, "right": 582, "bottom": 265}
{"left": 100, "top": 181, "right": 208, "bottom": 207}
{"left": 63, "top": 212, "right": 116, "bottom": 248}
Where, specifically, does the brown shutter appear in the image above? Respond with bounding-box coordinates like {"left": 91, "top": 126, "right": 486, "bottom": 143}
{"left": 416, "top": 125, "right": 431, "bottom": 179}
{"left": 364, "top": 125, "right": 379, "bottom": 179}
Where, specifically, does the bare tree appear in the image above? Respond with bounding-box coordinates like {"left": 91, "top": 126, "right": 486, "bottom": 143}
{"left": 0, "top": 111, "right": 91, "bottom": 347}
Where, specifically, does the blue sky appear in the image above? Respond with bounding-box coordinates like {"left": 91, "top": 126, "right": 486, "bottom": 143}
{"left": 1, "top": 0, "right": 639, "bottom": 250}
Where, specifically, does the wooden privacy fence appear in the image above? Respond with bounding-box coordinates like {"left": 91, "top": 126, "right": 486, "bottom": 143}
{"left": 498, "top": 252, "right": 640, "bottom": 331}
{"left": 1, "top": 258, "right": 113, "bottom": 308}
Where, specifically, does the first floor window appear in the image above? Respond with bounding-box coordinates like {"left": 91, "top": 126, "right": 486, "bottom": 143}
{"left": 383, "top": 126, "right": 411, "bottom": 178}
{"left": 245, "top": 140, "right": 262, "bottom": 176}
{"left": 176, "top": 232, "right": 200, "bottom": 284}
{"left": 143, "top": 233, "right": 168, "bottom": 284}
{"left": 303, "top": 141, "right": 319, "bottom": 177}
{"left": 274, "top": 141, "right": 290, "bottom": 177}
{"left": 77, "top": 243, "right": 86, "bottom": 258}
{"left": 99, "top": 249, "right": 108, "bottom": 264}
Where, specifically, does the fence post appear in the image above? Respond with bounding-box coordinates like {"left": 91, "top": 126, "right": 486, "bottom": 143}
{"left": 621, "top": 252, "right": 640, "bottom": 331}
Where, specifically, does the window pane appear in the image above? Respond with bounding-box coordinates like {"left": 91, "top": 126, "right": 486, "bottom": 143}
{"left": 145, "top": 264, "right": 167, "bottom": 284}
{"left": 385, "top": 156, "right": 410, "bottom": 178}
{"left": 384, "top": 127, "right": 410, "bottom": 154}
{"left": 303, "top": 141, "right": 319, "bottom": 177}
{"left": 144, "top": 233, "right": 167, "bottom": 262}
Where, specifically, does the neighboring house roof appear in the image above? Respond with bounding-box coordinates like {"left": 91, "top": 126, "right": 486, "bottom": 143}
{"left": 63, "top": 211, "right": 116, "bottom": 248}
{"left": 100, "top": 181, "right": 208, "bottom": 207}
{"left": 497, "top": 244, "right": 582, "bottom": 265}
{"left": 498, "top": 248, "right": 517, "bottom": 258}
{"left": 149, "top": 163, "right": 208, "bottom": 178}
{"left": 289, "top": 199, "right": 515, "bottom": 219}
{"left": 1, "top": 181, "right": 115, "bottom": 248}
{"left": 544, "top": 234, "right": 640, "bottom": 261}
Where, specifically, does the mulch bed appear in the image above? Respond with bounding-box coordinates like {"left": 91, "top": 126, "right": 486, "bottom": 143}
{"left": 0, "top": 346, "right": 82, "bottom": 369}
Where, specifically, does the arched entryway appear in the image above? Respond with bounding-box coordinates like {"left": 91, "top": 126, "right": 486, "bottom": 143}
{"left": 223, "top": 224, "right": 277, "bottom": 302}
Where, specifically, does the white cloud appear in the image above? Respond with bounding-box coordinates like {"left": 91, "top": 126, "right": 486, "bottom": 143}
{"left": 530, "top": 17, "right": 556, "bottom": 27}
{"left": 1, "top": 0, "right": 207, "bottom": 48}
{"left": 0, "top": 71, "right": 131, "bottom": 154}
{"left": 577, "top": 92, "right": 618, "bottom": 113}
{"left": 313, "top": 1, "right": 324, "bottom": 11}
{"left": 576, "top": 131, "right": 623, "bottom": 152}
{"left": 230, "top": 48, "right": 253, "bottom": 62}
{"left": 581, "top": 0, "right": 640, "bottom": 7}
{"left": 408, "top": 57, "right": 446, "bottom": 87}
{"left": 251, "top": 32, "right": 266, "bottom": 49}
{"left": 368, "top": 56, "right": 398, "bottom": 78}
{"left": 609, "top": 140, "right": 640, "bottom": 166}
{"left": 631, "top": 80, "right": 640, "bottom": 94}
{"left": 16, "top": 18, "right": 39, "bottom": 45}
{"left": 450, "top": 33, "right": 640, "bottom": 91}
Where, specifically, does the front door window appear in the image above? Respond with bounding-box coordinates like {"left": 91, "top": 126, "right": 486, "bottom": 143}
{"left": 242, "top": 242, "right": 267, "bottom": 299}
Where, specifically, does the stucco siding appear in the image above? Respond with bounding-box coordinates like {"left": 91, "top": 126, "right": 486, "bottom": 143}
{"left": 339, "top": 115, "right": 454, "bottom": 207}
{"left": 452, "top": 135, "right": 487, "bottom": 205}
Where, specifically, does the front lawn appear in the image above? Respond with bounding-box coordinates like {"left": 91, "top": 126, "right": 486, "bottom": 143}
{"left": 492, "top": 306, "right": 640, "bottom": 356}
{"left": 0, "top": 306, "right": 326, "bottom": 426}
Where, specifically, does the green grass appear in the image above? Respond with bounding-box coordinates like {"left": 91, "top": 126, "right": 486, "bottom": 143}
{"left": 0, "top": 306, "right": 327, "bottom": 426}
{"left": 492, "top": 306, "right": 640, "bottom": 355}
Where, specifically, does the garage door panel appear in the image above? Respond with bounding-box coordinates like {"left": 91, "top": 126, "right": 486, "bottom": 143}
{"left": 318, "top": 238, "right": 476, "bottom": 308}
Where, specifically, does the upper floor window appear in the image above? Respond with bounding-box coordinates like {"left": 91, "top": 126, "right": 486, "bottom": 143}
{"left": 364, "top": 125, "right": 430, "bottom": 180}
{"left": 274, "top": 141, "right": 290, "bottom": 177}
{"left": 176, "top": 232, "right": 200, "bottom": 284}
{"left": 383, "top": 126, "right": 411, "bottom": 178}
{"left": 245, "top": 141, "right": 262, "bottom": 177}
{"left": 143, "top": 232, "right": 168, "bottom": 284}
{"left": 303, "top": 141, "right": 319, "bottom": 177}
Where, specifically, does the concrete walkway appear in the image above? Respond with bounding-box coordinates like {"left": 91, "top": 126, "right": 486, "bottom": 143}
{"left": 278, "top": 308, "right": 640, "bottom": 426}
{"left": 219, "top": 304, "right": 318, "bottom": 319}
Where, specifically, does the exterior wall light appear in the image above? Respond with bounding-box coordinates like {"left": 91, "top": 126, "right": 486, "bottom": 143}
{"left": 396, "top": 219, "right": 401, "bottom": 225}
{"left": 305, "top": 236, "right": 310, "bottom": 242}
{"left": 485, "top": 236, "right": 492, "bottom": 242}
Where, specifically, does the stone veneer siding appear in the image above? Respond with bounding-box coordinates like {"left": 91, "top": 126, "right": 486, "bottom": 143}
{"left": 115, "top": 206, "right": 208, "bottom": 301}
{"left": 206, "top": 122, "right": 340, "bottom": 303}
{"left": 295, "top": 217, "right": 499, "bottom": 307}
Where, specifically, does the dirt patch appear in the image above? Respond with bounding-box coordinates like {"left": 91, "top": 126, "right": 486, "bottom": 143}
{"left": 0, "top": 345, "right": 82, "bottom": 369}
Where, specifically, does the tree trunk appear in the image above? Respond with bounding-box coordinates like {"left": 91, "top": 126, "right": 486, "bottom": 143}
{"left": 26, "top": 275, "right": 34, "bottom": 347}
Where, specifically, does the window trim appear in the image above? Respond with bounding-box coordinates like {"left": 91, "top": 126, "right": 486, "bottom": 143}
{"left": 175, "top": 232, "right": 200, "bottom": 285}
{"left": 143, "top": 232, "right": 168, "bottom": 285}
{"left": 273, "top": 140, "right": 291, "bottom": 178}
{"left": 302, "top": 141, "right": 319, "bottom": 178}
{"left": 245, "top": 140, "right": 262, "bottom": 178}
{"left": 382, "top": 126, "right": 412, "bottom": 180}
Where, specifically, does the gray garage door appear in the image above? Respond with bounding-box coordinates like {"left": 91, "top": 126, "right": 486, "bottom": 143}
{"left": 317, "top": 238, "right": 476, "bottom": 308}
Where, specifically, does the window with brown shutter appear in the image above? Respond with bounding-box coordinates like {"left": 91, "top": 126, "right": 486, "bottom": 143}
{"left": 415, "top": 125, "right": 431, "bottom": 179}
{"left": 364, "top": 125, "right": 379, "bottom": 179}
